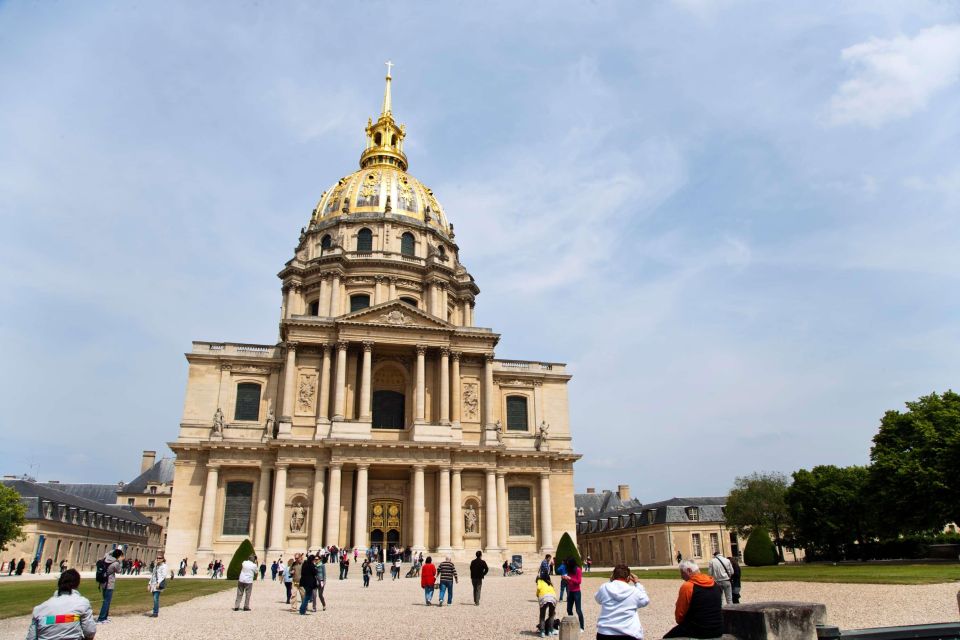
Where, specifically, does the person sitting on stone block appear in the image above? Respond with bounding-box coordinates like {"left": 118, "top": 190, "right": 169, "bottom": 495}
{"left": 663, "top": 560, "right": 723, "bottom": 639}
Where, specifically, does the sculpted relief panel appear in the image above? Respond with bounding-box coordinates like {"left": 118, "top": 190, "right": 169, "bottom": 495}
{"left": 462, "top": 381, "right": 480, "bottom": 422}
{"left": 296, "top": 371, "right": 318, "bottom": 416}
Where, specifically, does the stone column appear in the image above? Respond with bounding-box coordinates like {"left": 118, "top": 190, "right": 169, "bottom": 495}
{"left": 451, "top": 468, "right": 463, "bottom": 550}
{"left": 412, "top": 465, "right": 426, "bottom": 552}
{"left": 310, "top": 464, "right": 326, "bottom": 549}
{"left": 441, "top": 286, "right": 449, "bottom": 320}
{"left": 539, "top": 472, "right": 553, "bottom": 552}
{"left": 430, "top": 280, "right": 441, "bottom": 316}
{"left": 374, "top": 276, "right": 383, "bottom": 305}
{"left": 254, "top": 464, "right": 272, "bottom": 556}
{"left": 359, "top": 342, "right": 373, "bottom": 421}
{"left": 333, "top": 341, "right": 348, "bottom": 420}
{"left": 437, "top": 466, "right": 451, "bottom": 553}
{"left": 483, "top": 355, "right": 495, "bottom": 427}
{"left": 414, "top": 345, "right": 426, "bottom": 423}
{"left": 496, "top": 471, "right": 507, "bottom": 550}
{"left": 439, "top": 348, "right": 450, "bottom": 424}
{"left": 268, "top": 464, "right": 288, "bottom": 554}
{"left": 318, "top": 344, "right": 332, "bottom": 423}
{"left": 353, "top": 464, "right": 369, "bottom": 549}
{"left": 197, "top": 464, "right": 220, "bottom": 552}
{"left": 450, "top": 352, "right": 461, "bottom": 425}
{"left": 282, "top": 286, "right": 291, "bottom": 320}
{"left": 281, "top": 342, "right": 297, "bottom": 420}
{"left": 319, "top": 275, "right": 331, "bottom": 316}
{"left": 485, "top": 469, "right": 498, "bottom": 552}
{"left": 468, "top": 303, "right": 475, "bottom": 327}
{"left": 461, "top": 299, "right": 470, "bottom": 327}
{"left": 325, "top": 464, "right": 342, "bottom": 547}
{"left": 330, "top": 274, "right": 341, "bottom": 316}
{"left": 388, "top": 277, "right": 397, "bottom": 301}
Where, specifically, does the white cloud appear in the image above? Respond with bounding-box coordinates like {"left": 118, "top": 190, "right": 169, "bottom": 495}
{"left": 827, "top": 23, "right": 960, "bottom": 126}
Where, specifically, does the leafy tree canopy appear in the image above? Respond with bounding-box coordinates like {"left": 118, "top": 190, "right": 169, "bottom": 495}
{"left": 0, "top": 484, "right": 27, "bottom": 551}
{"left": 785, "top": 465, "right": 873, "bottom": 560}
{"left": 724, "top": 472, "right": 791, "bottom": 542}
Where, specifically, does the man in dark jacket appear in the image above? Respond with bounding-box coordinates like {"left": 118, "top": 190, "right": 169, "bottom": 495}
{"left": 663, "top": 560, "right": 723, "bottom": 639}
{"left": 469, "top": 550, "right": 488, "bottom": 606}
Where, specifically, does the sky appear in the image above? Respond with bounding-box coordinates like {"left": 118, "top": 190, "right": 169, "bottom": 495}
{"left": 1, "top": 0, "right": 958, "bottom": 502}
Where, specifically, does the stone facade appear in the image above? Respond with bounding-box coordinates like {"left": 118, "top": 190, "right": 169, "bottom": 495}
{"left": 117, "top": 451, "right": 175, "bottom": 548}
{"left": 164, "top": 69, "right": 580, "bottom": 564}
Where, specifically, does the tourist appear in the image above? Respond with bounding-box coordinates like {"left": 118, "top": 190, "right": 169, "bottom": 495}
{"left": 271, "top": 560, "right": 279, "bottom": 581}
{"left": 560, "top": 557, "right": 584, "bottom": 632}
{"left": 282, "top": 559, "right": 293, "bottom": 603}
{"left": 675, "top": 551, "right": 682, "bottom": 565}
{"left": 259, "top": 561, "right": 267, "bottom": 581}
{"left": 191, "top": 561, "right": 198, "bottom": 576}
{"left": 298, "top": 554, "right": 318, "bottom": 615}
{"left": 353, "top": 548, "right": 358, "bottom": 563}
{"left": 436, "top": 556, "right": 457, "bottom": 607}
{"left": 420, "top": 556, "right": 437, "bottom": 605}
{"left": 539, "top": 554, "right": 552, "bottom": 580}
{"left": 44, "top": 558, "right": 53, "bottom": 574}
{"left": 663, "top": 560, "right": 723, "bottom": 639}
{"left": 233, "top": 554, "right": 257, "bottom": 611}
{"left": 585, "top": 556, "right": 592, "bottom": 573}
{"left": 502, "top": 559, "right": 509, "bottom": 577}
{"left": 392, "top": 556, "right": 402, "bottom": 580}
{"left": 469, "top": 550, "right": 488, "bottom": 606}
{"left": 312, "top": 556, "right": 327, "bottom": 612}
{"left": 17, "top": 558, "right": 26, "bottom": 575}
{"left": 707, "top": 551, "right": 734, "bottom": 604}
{"left": 556, "top": 558, "right": 568, "bottom": 601}
{"left": 362, "top": 559, "right": 372, "bottom": 587}
{"left": 179, "top": 558, "right": 187, "bottom": 577}
{"left": 96, "top": 549, "right": 123, "bottom": 623}
{"left": 289, "top": 554, "right": 304, "bottom": 611}
{"left": 728, "top": 556, "right": 741, "bottom": 604}
{"left": 59, "top": 560, "right": 67, "bottom": 573}
{"left": 26, "top": 569, "right": 96, "bottom": 640}
{"left": 148, "top": 554, "right": 169, "bottom": 618}
{"left": 594, "top": 564, "right": 650, "bottom": 640}
{"left": 536, "top": 574, "right": 558, "bottom": 637}
{"left": 375, "top": 558, "right": 385, "bottom": 581}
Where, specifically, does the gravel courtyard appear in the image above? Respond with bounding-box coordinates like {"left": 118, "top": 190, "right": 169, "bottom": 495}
{"left": 1, "top": 571, "right": 956, "bottom": 639}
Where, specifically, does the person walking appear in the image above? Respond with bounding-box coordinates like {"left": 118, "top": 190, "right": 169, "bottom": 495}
{"left": 298, "top": 555, "right": 318, "bottom": 616}
{"left": 555, "top": 558, "right": 568, "bottom": 602}
{"left": 375, "top": 559, "right": 384, "bottom": 581}
{"left": 44, "top": 558, "right": 53, "bottom": 574}
{"left": 289, "top": 554, "right": 303, "bottom": 612}
{"left": 707, "top": 551, "right": 734, "bottom": 605}
{"left": 594, "top": 564, "right": 650, "bottom": 640}
{"left": 17, "top": 558, "right": 26, "bottom": 575}
{"left": 728, "top": 556, "right": 742, "bottom": 604}
{"left": 282, "top": 559, "right": 293, "bottom": 604}
{"left": 436, "top": 556, "right": 457, "bottom": 607}
{"left": 96, "top": 549, "right": 122, "bottom": 623}
{"left": 233, "top": 554, "right": 257, "bottom": 611}
{"left": 191, "top": 561, "right": 198, "bottom": 576}
{"left": 469, "top": 550, "right": 488, "bottom": 606}
{"left": 561, "top": 557, "right": 584, "bottom": 633}
{"left": 536, "top": 574, "right": 558, "bottom": 637}
{"left": 538, "top": 554, "right": 552, "bottom": 580}
{"left": 259, "top": 561, "right": 267, "bottom": 581}
{"left": 148, "top": 555, "right": 169, "bottom": 618}
{"left": 271, "top": 561, "right": 278, "bottom": 581}
{"left": 361, "top": 559, "right": 371, "bottom": 587}
{"left": 312, "top": 557, "right": 327, "bottom": 612}
{"left": 420, "top": 557, "right": 437, "bottom": 605}
{"left": 392, "top": 556, "right": 401, "bottom": 580}
{"left": 26, "top": 569, "right": 97, "bottom": 640}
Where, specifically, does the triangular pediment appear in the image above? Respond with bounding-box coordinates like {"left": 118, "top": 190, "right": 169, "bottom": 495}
{"left": 337, "top": 300, "right": 452, "bottom": 330}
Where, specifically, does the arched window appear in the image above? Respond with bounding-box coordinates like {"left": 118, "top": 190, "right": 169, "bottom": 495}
{"left": 399, "top": 296, "right": 418, "bottom": 308}
{"left": 505, "top": 396, "right": 528, "bottom": 431}
{"left": 350, "top": 294, "right": 371, "bottom": 312}
{"left": 356, "top": 228, "right": 373, "bottom": 252}
{"left": 400, "top": 232, "right": 415, "bottom": 256}
{"left": 374, "top": 132, "right": 382, "bottom": 145}
{"left": 222, "top": 481, "right": 253, "bottom": 535}
{"left": 438, "top": 245, "right": 447, "bottom": 260}
{"left": 308, "top": 300, "right": 320, "bottom": 316}
{"left": 320, "top": 234, "right": 332, "bottom": 254}
{"left": 391, "top": 134, "right": 397, "bottom": 147}
{"left": 234, "top": 383, "right": 261, "bottom": 421}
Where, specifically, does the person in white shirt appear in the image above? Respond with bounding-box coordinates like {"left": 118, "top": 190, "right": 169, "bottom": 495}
{"left": 594, "top": 564, "right": 650, "bottom": 640}
{"left": 147, "top": 556, "right": 169, "bottom": 618}
{"left": 234, "top": 555, "right": 258, "bottom": 611}
{"left": 708, "top": 551, "right": 735, "bottom": 604}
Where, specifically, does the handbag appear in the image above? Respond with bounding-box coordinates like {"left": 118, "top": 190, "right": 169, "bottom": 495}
{"left": 158, "top": 578, "right": 167, "bottom": 590}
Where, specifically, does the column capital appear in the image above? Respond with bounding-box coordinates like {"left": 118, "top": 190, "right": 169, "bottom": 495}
{"left": 415, "top": 344, "right": 427, "bottom": 356}
{"left": 496, "top": 470, "right": 507, "bottom": 479}
{"left": 375, "top": 275, "right": 384, "bottom": 283}
{"left": 450, "top": 350, "right": 462, "bottom": 361}
{"left": 484, "top": 353, "right": 495, "bottom": 363}
{"left": 437, "top": 464, "right": 451, "bottom": 472}
{"left": 336, "top": 340, "right": 349, "bottom": 351}
{"left": 313, "top": 462, "right": 327, "bottom": 471}
{"left": 285, "top": 341, "right": 299, "bottom": 351}
{"left": 412, "top": 463, "right": 426, "bottom": 471}
{"left": 275, "top": 462, "right": 289, "bottom": 471}
{"left": 320, "top": 342, "right": 331, "bottom": 354}
{"left": 362, "top": 341, "right": 374, "bottom": 352}
{"left": 329, "top": 462, "right": 343, "bottom": 470}
{"left": 450, "top": 466, "right": 463, "bottom": 475}
{"left": 539, "top": 471, "right": 551, "bottom": 480}
{"left": 439, "top": 347, "right": 450, "bottom": 357}
{"left": 206, "top": 462, "right": 221, "bottom": 471}
{"left": 356, "top": 463, "right": 370, "bottom": 470}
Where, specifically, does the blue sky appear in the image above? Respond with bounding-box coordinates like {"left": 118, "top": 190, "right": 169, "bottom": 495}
{"left": 1, "top": 1, "right": 958, "bottom": 501}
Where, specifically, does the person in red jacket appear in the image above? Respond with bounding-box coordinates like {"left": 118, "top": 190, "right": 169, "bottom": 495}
{"left": 663, "top": 560, "right": 723, "bottom": 638}
{"left": 420, "top": 557, "right": 437, "bottom": 606}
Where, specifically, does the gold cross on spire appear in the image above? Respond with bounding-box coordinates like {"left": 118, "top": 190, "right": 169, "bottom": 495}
{"left": 385, "top": 60, "right": 394, "bottom": 78}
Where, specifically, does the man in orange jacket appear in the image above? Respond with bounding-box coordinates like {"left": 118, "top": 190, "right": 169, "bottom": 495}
{"left": 663, "top": 560, "right": 724, "bottom": 638}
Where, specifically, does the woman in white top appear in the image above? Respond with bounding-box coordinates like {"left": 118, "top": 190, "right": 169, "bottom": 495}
{"left": 148, "top": 556, "right": 169, "bottom": 618}
{"left": 594, "top": 564, "right": 651, "bottom": 639}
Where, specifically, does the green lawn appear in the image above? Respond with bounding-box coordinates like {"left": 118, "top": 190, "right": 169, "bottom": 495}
{"left": 0, "top": 578, "right": 234, "bottom": 620}
{"left": 584, "top": 563, "right": 960, "bottom": 585}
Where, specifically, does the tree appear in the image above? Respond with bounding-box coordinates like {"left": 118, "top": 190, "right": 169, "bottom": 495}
{"left": 785, "top": 465, "right": 873, "bottom": 560}
{"left": 742, "top": 527, "right": 778, "bottom": 566}
{"left": 869, "top": 390, "right": 960, "bottom": 535}
{"left": 555, "top": 532, "right": 582, "bottom": 567}
{"left": 227, "top": 539, "right": 256, "bottom": 581}
{"left": 724, "top": 472, "right": 792, "bottom": 561}
{"left": 0, "top": 484, "right": 27, "bottom": 551}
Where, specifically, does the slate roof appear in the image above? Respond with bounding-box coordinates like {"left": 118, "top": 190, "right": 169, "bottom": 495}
{"left": 575, "top": 491, "right": 727, "bottom": 534}
{"left": 118, "top": 458, "right": 175, "bottom": 495}
{"left": 3, "top": 479, "right": 154, "bottom": 525}
{"left": 39, "top": 483, "right": 121, "bottom": 505}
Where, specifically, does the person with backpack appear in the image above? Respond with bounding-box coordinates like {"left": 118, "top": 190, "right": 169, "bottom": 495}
{"left": 708, "top": 551, "right": 735, "bottom": 604}
{"left": 95, "top": 549, "right": 122, "bottom": 623}
{"left": 26, "top": 569, "right": 97, "bottom": 640}
{"left": 147, "top": 555, "right": 169, "bottom": 618}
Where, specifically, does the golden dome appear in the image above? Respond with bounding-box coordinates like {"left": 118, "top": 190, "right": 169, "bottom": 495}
{"left": 311, "top": 64, "right": 451, "bottom": 235}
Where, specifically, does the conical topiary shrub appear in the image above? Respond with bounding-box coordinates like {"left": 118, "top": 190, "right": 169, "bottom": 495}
{"left": 227, "top": 538, "right": 256, "bottom": 580}
{"left": 743, "top": 527, "right": 778, "bottom": 566}
{"left": 555, "top": 532, "right": 582, "bottom": 567}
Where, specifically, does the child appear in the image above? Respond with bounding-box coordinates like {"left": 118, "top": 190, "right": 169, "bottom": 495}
{"left": 536, "top": 575, "right": 558, "bottom": 637}
{"left": 375, "top": 559, "right": 385, "bottom": 581}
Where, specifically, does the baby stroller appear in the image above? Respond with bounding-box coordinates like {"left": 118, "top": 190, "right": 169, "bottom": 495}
{"left": 405, "top": 563, "right": 420, "bottom": 578}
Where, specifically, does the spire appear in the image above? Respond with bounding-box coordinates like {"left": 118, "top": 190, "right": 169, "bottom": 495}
{"left": 381, "top": 60, "right": 393, "bottom": 116}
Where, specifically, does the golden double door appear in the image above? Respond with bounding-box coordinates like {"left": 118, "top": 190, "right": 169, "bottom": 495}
{"left": 369, "top": 500, "right": 402, "bottom": 550}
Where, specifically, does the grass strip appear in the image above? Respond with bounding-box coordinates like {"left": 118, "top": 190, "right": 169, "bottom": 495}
{"left": 583, "top": 563, "right": 960, "bottom": 584}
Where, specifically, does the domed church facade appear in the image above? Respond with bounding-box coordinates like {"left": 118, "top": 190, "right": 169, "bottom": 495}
{"left": 165, "top": 68, "right": 580, "bottom": 564}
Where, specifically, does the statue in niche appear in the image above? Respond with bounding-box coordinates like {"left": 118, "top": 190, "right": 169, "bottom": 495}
{"left": 265, "top": 408, "right": 275, "bottom": 438}
{"left": 463, "top": 504, "right": 478, "bottom": 534}
{"left": 290, "top": 502, "right": 306, "bottom": 533}
{"left": 212, "top": 408, "right": 224, "bottom": 434}
{"left": 495, "top": 420, "right": 503, "bottom": 443}
{"left": 535, "top": 420, "right": 550, "bottom": 451}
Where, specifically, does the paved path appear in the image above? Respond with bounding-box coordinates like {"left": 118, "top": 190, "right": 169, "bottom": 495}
{"left": 1, "top": 571, "right": 956, "bottom": 639}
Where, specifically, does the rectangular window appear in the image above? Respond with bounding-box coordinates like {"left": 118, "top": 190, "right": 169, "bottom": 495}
{"left": 648, "top": 535, "right": 656, "bottom": 562}
{"left": 710, "top": 532, "right": 720, "bottom": 555}
{"left": 150, "top": 486, "right": 157, "bottom": 494}
{"left": 686, "top": 507, "right": 700, "bottom": 521}
{"left": 691, "top": 533, "right": 703, "bottom": 558}
{"left": 127, "top": 498, "right": 134, "bottom": 506}
{"left": 147, "top": 499, "right": 155, "bottom": 507}
{"left": 505, "top": 396, "right": 528, "bottom": 431}
{"left": 507, "top": 486, "right": 533, "bottom": 536}
{"left": 234, "top": 383, "right": 261, "bottom": 421}
{"left": 222, "top": 481, "right": 254, "bottom": 535}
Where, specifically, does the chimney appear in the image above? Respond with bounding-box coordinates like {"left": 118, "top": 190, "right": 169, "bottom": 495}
{"left": 585, "top": 488, "right": 595, "bottom": 494}
{"left": 141, "top": 451, "right": 157, "bottom": 474}
{"left": 618, "top": 484, "right": 630, "bottom": 501}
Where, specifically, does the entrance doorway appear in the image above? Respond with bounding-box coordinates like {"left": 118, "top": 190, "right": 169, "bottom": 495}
{"left": 373, "top": 390, "right": 404, "bottom": 428}
{"left": 370, "top": 500, "right": 403, "bottom": 559}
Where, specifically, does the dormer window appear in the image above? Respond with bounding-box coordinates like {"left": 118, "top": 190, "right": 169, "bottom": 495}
{"left": 686, "top": 507, "right": 700, "bottom": 522}
{"left": 149, "top": 486, "right": 157, "bottom": 495}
